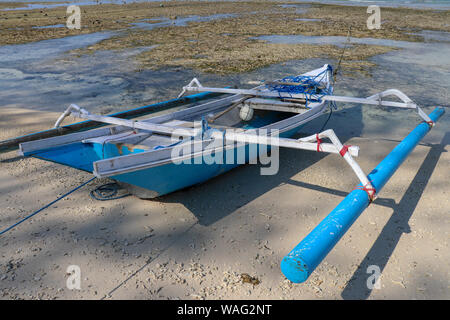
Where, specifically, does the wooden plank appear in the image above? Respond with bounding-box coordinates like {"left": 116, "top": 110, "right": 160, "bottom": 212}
{"left": 19, "top": 127, "right": 125, "bottom": 155}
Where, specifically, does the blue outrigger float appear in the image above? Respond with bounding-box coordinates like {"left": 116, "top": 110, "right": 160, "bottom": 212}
{"left": 16, "top": 64, "right": 444, "bottom": 283}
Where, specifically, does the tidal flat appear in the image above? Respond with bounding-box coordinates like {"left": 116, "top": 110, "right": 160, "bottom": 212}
{"left": 1, "top": 1, "right": 449, "bottom": 74}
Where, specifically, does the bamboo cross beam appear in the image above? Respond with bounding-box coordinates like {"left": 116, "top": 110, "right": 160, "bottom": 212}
{"left": 58, "top": 104, "right": 358, "bottom": 155}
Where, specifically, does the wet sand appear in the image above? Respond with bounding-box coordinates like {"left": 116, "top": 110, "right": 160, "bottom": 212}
{"left": 0, "top": 1, "right": 449, "bottom": 300}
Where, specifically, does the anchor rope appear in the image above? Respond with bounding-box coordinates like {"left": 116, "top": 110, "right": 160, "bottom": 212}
{"left": 318, "top": 104, "right": 334, "bottom": 132}
{"left": 424, "top": 120, "right": 435, "bottom": 128}
{"left": 89, "top": 182, "right": 130, "bottom": 201}
{"left": 333, "top": 26, "right": 352, "bottom": 84}
{"left": 0, "top": 177, "right": 97, "bottom": 236}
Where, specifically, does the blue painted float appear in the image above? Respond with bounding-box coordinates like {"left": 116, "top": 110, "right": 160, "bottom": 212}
{"left": 281, "top": 107, "right": 445, "bottom": 283}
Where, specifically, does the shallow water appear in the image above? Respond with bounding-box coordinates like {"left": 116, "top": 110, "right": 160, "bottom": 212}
{"left": 1, "top": 32, "right": 449, "bottom": 116}
{"left": 295, "top": 18, "right": 322, "bottom": 22}
{"left": 256, "top": 33, "right": 446, "bottom": 49}
{"left": 131, "top": 14, "right": 237, "bottom": 31}
{"left": 2, "top": 0, "right": 450, "bottom": 11}
{"left": 292, "top": 0, "right": 450, "bottom": 10}
{"left": 0, "top": 32, "right": 113, "bottom": 63}
{"left": 278, "top": 4, "right": 310, "bottom": 14}
{"left": 4, "top": 0, "right": 449, "bottom": 11}
{"left": 407, "top": 30, "right": 450, "bottom": 42}
{"left": 0, "top": 45, "right": 158, "bottom": 113}
{"left": 32, "top": 24, "right": 65, "bottom": 29}
{"left": 1, "top": 0, "right": 169, "bottom": 11}
{"left": 0, "top": 11, "right": 242, "bottom": 113}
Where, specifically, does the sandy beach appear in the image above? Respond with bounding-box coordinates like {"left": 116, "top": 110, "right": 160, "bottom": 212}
{"left": 0, "top": 1, "right": 449, "bottom": 300}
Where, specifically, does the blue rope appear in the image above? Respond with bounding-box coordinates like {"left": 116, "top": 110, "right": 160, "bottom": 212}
{"left": 267, "top": 65, "right": 335, "bottom": 108}
{"left": 0, "top": 177, "right": 96, "bottom": 236}
{"left": 153, "top": 139, "right": 184, "bottom": 150}
{"left": 153, "top": 117, "right": 210, "bottom": 151}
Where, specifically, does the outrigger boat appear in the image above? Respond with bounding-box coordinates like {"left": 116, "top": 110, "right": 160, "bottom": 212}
{"left": 13, "top": 64, "right": 445, "bottom": 283}
{"left": 20, "top": 65, "right": 343, "bottom": 198}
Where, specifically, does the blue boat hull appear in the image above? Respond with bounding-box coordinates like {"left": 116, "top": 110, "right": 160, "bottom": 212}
{"left": 32, "top": 124, "right": 304, "bottom": 198}
{"left": 109, "top": 125, "right": 303, "bottom": 197}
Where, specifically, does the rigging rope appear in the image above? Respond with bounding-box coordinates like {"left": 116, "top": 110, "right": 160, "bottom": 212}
{"left": 333, "top": 26, "right": 352, "bottom": 84}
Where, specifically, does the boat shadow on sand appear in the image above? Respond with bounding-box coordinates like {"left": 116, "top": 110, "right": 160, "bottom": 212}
{"left": 341, "top": 131, "right": 449, "bottom": 300}
{"left": 3, "top": 104, "right": 444, "bottom": 299}
{"left": 154, "top": 105, "right": 366, "bottom": 226}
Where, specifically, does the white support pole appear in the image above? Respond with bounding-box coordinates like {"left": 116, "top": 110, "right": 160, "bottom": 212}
{"left": 56, "top": 104, "right": 194, "bottom": 136}
{"left": 300, "top": 130, "right": 372, "bottom": 189}
{"left": 54, "top": 104, "right": 372, "bottom": 190}
{"left": 366, "top": 89, "right": 433, "bottom": 124}
{"left": 180, "top": 82, "right": 432, "bottom": 123}
{"left": 181, "top": 85, "right": 416, "bottom": 109}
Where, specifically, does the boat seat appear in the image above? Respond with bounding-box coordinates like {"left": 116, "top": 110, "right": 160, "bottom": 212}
{"left": 163, "top": 119, "right": 202, "bottom": 128}
{"left": 243, "top": 98, "right": 308, "bottom": 114}
{"left": 82, "top": 131, "right": 151, "bottom": 146}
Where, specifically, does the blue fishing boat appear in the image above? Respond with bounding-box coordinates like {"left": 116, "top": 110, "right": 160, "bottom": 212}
{"left": 20, "top": 65, "right": 338, "bottom": 198}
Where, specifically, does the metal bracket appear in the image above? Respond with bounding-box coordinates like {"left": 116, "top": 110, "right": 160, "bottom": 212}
{"left": 299, "top": 129, "right": 375, "bottom": 199}
{"left": 366, "top": 89, "right": 433, "bottom": 125}
{"left": 177, "top": 78, "right": 203, "bottom": 98}
{"left": 54, "top": 104, "right": 90, "bottom": 128}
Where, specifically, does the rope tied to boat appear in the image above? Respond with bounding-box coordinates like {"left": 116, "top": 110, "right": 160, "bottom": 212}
{"left": 424, "top": 120, "right": 435, "bottom": 128}
{"left": 316, "top": 133, "right": 323, "bottom": 152}
{"left": 339, "top": 145, "right": 352, "bottom": 157}
{"left": 89, "top": 182, "right": 130, "bottom": 201}
{"left": 354, "top": 182, "right": 377, "bottom": 203}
